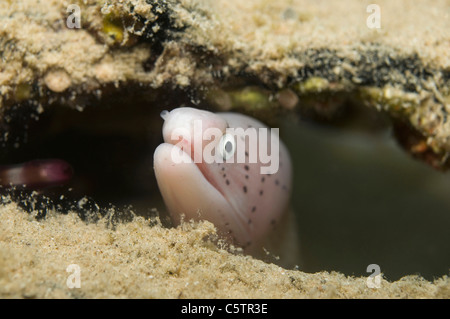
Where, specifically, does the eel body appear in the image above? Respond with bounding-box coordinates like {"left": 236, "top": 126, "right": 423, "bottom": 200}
{"left": 154, "top": 107, "right": 301, "bottom": 267}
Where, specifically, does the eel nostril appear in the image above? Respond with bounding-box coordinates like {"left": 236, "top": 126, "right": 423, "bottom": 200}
{"left": 160, "top": 110, "right": 169, "bottom": 120}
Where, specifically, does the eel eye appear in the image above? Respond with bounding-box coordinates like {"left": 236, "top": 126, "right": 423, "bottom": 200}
{"left": 218, "top": 133, "right": 236, "bottom": 160}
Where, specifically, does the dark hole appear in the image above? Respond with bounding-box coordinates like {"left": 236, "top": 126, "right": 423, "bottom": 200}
{"left": 0, "top": 86, "right": 199, "bottom": 221}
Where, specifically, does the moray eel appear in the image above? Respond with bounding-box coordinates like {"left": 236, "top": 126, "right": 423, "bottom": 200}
{"left": 154, "top": 107, "right": 300, "bottom": 266}
{"left": 0, "top": 159, "right": 73, "bottom": 190}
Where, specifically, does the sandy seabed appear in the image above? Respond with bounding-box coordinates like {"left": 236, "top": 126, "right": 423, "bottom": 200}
{"left": 0, "top": 203, "right": 448, "bottom": 298}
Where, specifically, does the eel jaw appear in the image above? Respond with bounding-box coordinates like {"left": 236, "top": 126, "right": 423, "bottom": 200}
{"left": 153, "top": 143, "right": 251, "bottom": 245}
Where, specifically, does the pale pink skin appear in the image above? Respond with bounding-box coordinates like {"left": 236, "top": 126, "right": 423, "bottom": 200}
{"left": 153, "top": 107, "right": 292, "bottom": 252}
{"left": 0, "top": 159, "right": 73, "bottom": 190}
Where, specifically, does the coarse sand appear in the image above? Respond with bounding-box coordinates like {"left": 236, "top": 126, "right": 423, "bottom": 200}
{"left": 0, "top": 202, "right": 448, "bottom": 298}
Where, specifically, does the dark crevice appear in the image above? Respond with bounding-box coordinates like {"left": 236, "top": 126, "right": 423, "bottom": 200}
{"left": 0, "top": 86, "right": 197, "bottom": 222}
{"left": 288, "top": 45, "right": 440, "bottom": 95}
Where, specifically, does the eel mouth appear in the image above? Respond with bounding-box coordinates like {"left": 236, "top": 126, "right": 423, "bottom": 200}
{"left": 160, "top": 108, "right": 230, "bottom": 201}
{"left": 164, "top": 133, "right": 227, "bottom": 202}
